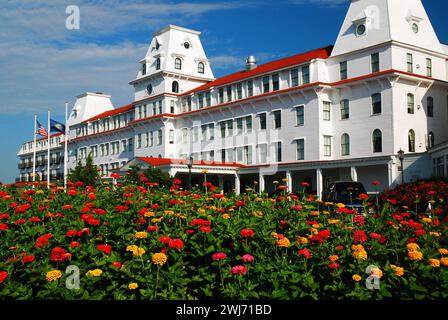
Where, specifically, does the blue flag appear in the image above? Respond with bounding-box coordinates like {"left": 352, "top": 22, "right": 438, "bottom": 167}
{"left": 50, "top": 119, "right": 65, "bottom": 133}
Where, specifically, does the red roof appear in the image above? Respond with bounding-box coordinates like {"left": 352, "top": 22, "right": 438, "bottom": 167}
{"left": 82, "top": 103, "right": 134, "bottom": 123}
{"left": 184, "top": 45, "right": 333, "bottom": 95}
{"left": 137, "top": 157, "right": 246, "bottom": 168}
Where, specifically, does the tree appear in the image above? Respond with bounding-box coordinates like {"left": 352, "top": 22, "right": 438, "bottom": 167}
{"left": 68, "top": 154, "right": 101, "bottom": 186}
{"left": 123, "top": 165, "right": 172, "bottom": 188}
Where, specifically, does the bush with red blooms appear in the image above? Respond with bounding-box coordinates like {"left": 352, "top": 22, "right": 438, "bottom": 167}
{"left": 0, "top": 178, "right": 447, "bottom": 300}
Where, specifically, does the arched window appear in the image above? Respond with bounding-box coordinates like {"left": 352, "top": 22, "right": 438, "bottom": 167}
{"left": 156, "top": 58, "right": 161, "bottom": 70}
{"left": 341, "top": 133, "right": 350, "bottom": 156}
{"left": 407, "top": 93, "right": 414, "bottom": 114}
{"left": 175, "top": 58, "right": 182, "bottom": 70}
{"left": 428, "top": 132, "right": 435, "bottom": 148}
{"left": 198, "top": 62, "right": 205, "bottom": 74}
{"left": 372, "top": 129, "right": 382, "bottom": 153}
{"left": 172, "top": 81, "right": 179, "bottom": 93}
{"left": 372, "top": 93, "right": 381, "bottom": 114}
{"left": 408, "top": 130, "right": 415, "bottom": 152}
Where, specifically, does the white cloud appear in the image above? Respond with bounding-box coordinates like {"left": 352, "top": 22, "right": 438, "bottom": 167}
{"left": 289, "top": 0, "right": 347, "bottom": 6}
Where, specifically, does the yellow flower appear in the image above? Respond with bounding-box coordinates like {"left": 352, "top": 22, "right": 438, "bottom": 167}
{"left": 429, "top": 232, "right": 440, "bottom": 237}
{"left": 407, "top": 243, "right": 420, "bottom": 252}
{"left": 151, "top": 218, "right": 163, "bottom": 223}
{"left": 144, "top": 211, "right": 155, "bottom": 218}
{"left": 222, "top": 214, "right": 231, "bottom": 219}
{"left": 164, "top": 210, "right": 174, "bottom": 216}
{"left": 128, "top": 283, "right": 139, "bottom": 290}
{"left": 390, "top": 265, "right": 405, "bottom": 277}
{"left": 197, "top": 208, "right": 206, "bottom": 214}
{"left": 438, "top": 248, "right": 448, "bottom": 255}
{"left": 126, "top": 245, "right": 145, "bottom": 256}
{"left": 86, "top": 269, "right": 103, "bottom": 277}
{"left": 422, "top": 218, "right": 432, "bottom": 223}
{"left": 254, "top": 197, "right": 263, "bottom": 202}
{"left": 202, "top": 169, "right": 209, "bottom": 174}
{"left": 296, "top": 237, "right": 308, "bottom": 244}
{"left": 336, "top": 203, "right": 345, "bottom": 208}
{"left": 325, "top": 202, "right": 333, "bottom": 206}
{"left": 428, "top": 259, "right": 440, "bottom": 268}
{"left": 440, "top": 257, "right": 448, "bottom": 266}
{"left": 310, "top": 211, "right": 320, "bottom": 217}
{"left": 252, "top": 211, "right": 263, "bottom": 218}
{"left": 328, "top": 219, "right": 340, "bottom": 224}
{"left": 46, "top": 270, "right": 62, "bottom": 282}
{"left": 271, "top": 232, "right": 281, "bottom": 239}
{"left": 323, "top": 211, "right": 330, "bottom": 215}
{"left": 282, "top": 178, "right": 288, "bottom": 182}
{"left": 329, "top": 255, "right": 339, "bottom": 262}
{"left": 36, "top": 190, "right": 45, "bottom": 194}
{"left": 352, "top": 274, "right": 362, "bottom": 282}
{"left": 310, "top": 228, "right": 319, "bottom": 235}
{"left": 408, "top": 250, "right": 423, "bottom": 261}
{"left": 276, "top": 237, "right": 291, "bottom": 248}
{"left": 135, "top": 232, "right": 148, "bottom": 239}
{"left": 353, "top": 250, "right": 368, "bottom": 261}
{"left": 152, "top": 252, "right": 167, "bottom": 266}
{"left": 370, "top": 267, "right": 383, "bottom": 279}
{"left": 273, "top": 181, "right": 279, "bottom": 184}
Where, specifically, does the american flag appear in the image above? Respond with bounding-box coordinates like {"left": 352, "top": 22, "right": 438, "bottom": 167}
{"left": 36, "top": 120, "right": 48, "bottom": 138}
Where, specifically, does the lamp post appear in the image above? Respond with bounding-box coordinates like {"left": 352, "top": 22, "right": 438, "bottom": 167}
{"left": 397, "top": 149, "right": 405, "bottom": 185}
{"left": 187, "top": 156, "right": 193, "bottom": 190}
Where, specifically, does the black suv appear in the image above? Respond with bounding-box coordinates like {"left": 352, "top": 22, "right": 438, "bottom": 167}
{"left": 323, "top": 181, "right": 368, "bottom": 213}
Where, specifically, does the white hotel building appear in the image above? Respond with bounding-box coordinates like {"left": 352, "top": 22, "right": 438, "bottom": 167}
{"left": 17, "top": 0, "right": 448, "bottom": 195}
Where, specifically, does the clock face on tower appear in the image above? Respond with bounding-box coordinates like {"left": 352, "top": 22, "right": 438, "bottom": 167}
{"left": 146, "top": 83, "right": 153, "bottom": 95}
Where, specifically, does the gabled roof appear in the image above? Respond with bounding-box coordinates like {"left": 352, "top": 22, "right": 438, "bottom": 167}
{"left": 136, "top": 157, "right": 246, "bottom": 168}
{"left": 183, "top": 45, "right": 333, "bottom": 95}
{"left": 82, "top": 103, "right": 134, "bottom": 123}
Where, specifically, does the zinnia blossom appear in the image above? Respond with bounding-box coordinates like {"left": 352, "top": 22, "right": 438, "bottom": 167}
{"left": 241, "top": 254, "right": 254, "bottom": 263}
{"left": 46, "top": 270, "right": 62, "bottom": 282}
{"left": 152, "top": 252, "right": 167, "bottom": 266}
{"left": 50, "top": 247, "right": 71, "bottom": 262}
{"left": 212, "top": 252, "right": 227, "bottom": 261}
{"left": 128, "top": 283, "right": 138, "bottom": 290}
{"left": 240, "top": 228, "right": 255, "bottom": 238}
{"left": 352, "top": 274, "right": 362, "bottom": 282}
{"left": 168, "top": 239, "right": 184, "bottom": 251}
{"left": 86, "top": 269, "right": 103, "bottom": 277}
{"left": 353, "top": 230, "right": 367, "bottom": 243}
{"left": 438, "top": 248, "right": 448, "bottom": 255}
{"left": 135, "top": 232, "right": 148, "bottom": 239}
{"left": 328, "top": 262, "right": 340, "bottom": 269}
{"left": 276, "top": 237, "right": 291, "bottom": 248}
{"left": 428, "top": 259, "right": 440, "bottom": 267}
{"left": 35, "top": 233, "right": 53, "bottom": 248}
{"left": 21, "top": 255, "right": 35, "bottom": 264}
{"left": 408, "top": 250, "right": 423, "bottom": 261}
{"left": 231, "top": 265, "right": 247, "bottom": 275}
{"left": 298, "top": 248, "right": 312, "bottom": 259}
{"left": 97, "top": 244, "right": 112, "bottom": 254}
{"left": 0, "top": 271, "right": 8, "bottom": 283}
{"left": 159, "top": 236, "right": 171, "bottom": 243}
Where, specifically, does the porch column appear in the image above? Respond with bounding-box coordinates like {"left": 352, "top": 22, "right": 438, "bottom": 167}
{"left": 286, "top": 170, "right": 292, "bottom": 192}
{"left": 259, "top": 171, "right": 265, "bottom": 193}
{"left": 316, "top": 168, "right": 323, "bottom": 199}
{"left": 350, "top": 166, "right": 358, "bottom": 182}
{"left": 168, "top": 169, "right": 177, "bottom": 178}
{"left": 388, "top": 161, "right": 394, "bottom": 188}
{"left": 218, "top": 175, "right": 224, "bottom": 192}
{"left": 234, "top": 174, "right": 240, "bottom": 196}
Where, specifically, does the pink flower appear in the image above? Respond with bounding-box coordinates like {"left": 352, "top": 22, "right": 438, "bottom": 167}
{"left": 241, "top": 254, "right": 254, "bottom": 263}
{"left": 212, "top": 252, "right": 227, "bottom": 261}
{"left": 232, "top": 265, "right": 247, "bottom": 275}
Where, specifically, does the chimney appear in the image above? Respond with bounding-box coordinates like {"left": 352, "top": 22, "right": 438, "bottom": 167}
{"left": 245, "top": 56, "right": 257, "bottom": 71}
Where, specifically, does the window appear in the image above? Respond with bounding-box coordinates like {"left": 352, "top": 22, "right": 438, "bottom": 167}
{"left": 144, "top": 132, "right": 149, "bottom": 147}
{"left": 407, "top": 53, "right": 413, "bottom": 73}
{"left": 172, "top": 81, "right": 179, "bottom": 93}
{"left": 302, "top": 65, "right": 310, "bottom": 84}
{"left": 128, "top": 138, "right": 133, "bottom": 152}
{"left": 371, "top": 53, "right": 379, "bottom": 73}
{"left": 275, "top": 142, "right": 282, "bottom": 162}
{"left": 428, "top": 132, "right": 435, "bottom": 149}
{"left": 198, "top": 62, "right": 204, "bottom": 74}
{"left": 341, "top": 133, "right": 350, "bottom": 156}
{"left": 247, "top": 80, "right": 254, "bottom": 97}
{"left": 372, "top": 93, "right": 382, "bottom": 115}
{"left": 208, "top": 123, "right": 214, "bottom": 140}
{"left": 244, "top": 146, "right": 252, "bottom": 164}
{"left": 221, "top": 149, "right": 226, "bottom": 163}
{"left": 236, "top": 118, "right": 243, "bottom": 134}
{"left": 236, "top": 83, "right": 243, "bottom": 100}
{"left": 258, "top": 144, "right": 267, "bottom": 163}
{"left": 142, "top": 63, "right": 146, "bottom": 75}
{"left": 153, "top": 102, "right": 157, "bottom": 115}
{"left": 201, "top": 125, "right": 207, "bottom": 141}
{"left": 158, "top": 101, "right": 162, "bottom": 114}
{"left": 170, "top": 100, "right": 175, "bottom": 113}
{"left": 122, "top": 140, "right": 127, "bottom": 152}
{"left": 372, "top": 129, "right": 382, "bottom": 153}
{"left": 407, "top": 93, "right": 415, "bottom": 114}
{"left": 198, "top": 93, "right": 204, "bottom": 109}
{"left": 408, "top": 129, "right": 415, "bottom": 152}
{"left": 356, "top": 24, "right": 366, "bottom": 36}
{"left": 433, "top": 157, "right": 444, "bottom": 176}
{"left": 340, "top": 99, "right": 349, "bottom": 119}
{"left": 296, "top": 139, "right": 304, "bottom": 160}
{"left": 182, "top": 128, "right": 188, "bottom": 144}
{"left": 427, "top": 97, "right": 434, "bottom": 117}
{"left": 426, "top": 58, "right": 432, "bottom": 77}
{"left": 412, "top": 23, "right": 419, "bottom": 34}
{"left": 323, "top": 101, "right": 331, "bottom": 120}
{"left": 246, "top": 116, "right": 252, "bottom": 133}
{"left": 324, "top": 136, "right": 332, "bottom": 157}
{"left": 273, "top": 110, "right": 281, "bottom": 128}
{"left": 296, "top": 105, "right": 304, "bottom": 125}
{"left": 291, "top": 68, "right": 299, "bottom": 87}
{"left": 262, "top": 76, "right": 270, "bottom": 93}
{"left": 205, "top": 92, "right": 211, "bottom": 107}
{"left": 169, "top": 130, "right": 174, "bottom": 144}
{"left": 220, "top": 122, "right": 226, "bottom": 138}
{"left": 272, "top": 74, "right": 279, "bottom": 91}
{"left": 227, "top": 120, "right": 233, "bottom": 136}
{"left": 219, "top": 88, "right": 224, "bottom": 104}
{"left": 175, "top": 58, "right": 182, "bottom": 70}
{"left": 149, "top": 132, "right": 153, "bottom": 147}
{"left": 156, "top": 58, "right": 161, "bottom": 70}
{"left": 157, "top": 129, "right": 162, "bottom": 145}
{"left": 259, "top": 113, "right": 267, "bottom": 130}
{"left": 137, "top": 134, "right": 142, "bottom": 149}
{"left": 340, "top": 61, "right": 347, "bottom": 80}
{"left": 226, "top": 86, "right": 232, "bottom": 102}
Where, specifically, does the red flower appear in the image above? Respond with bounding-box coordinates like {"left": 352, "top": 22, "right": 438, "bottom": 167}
{"left": 212, "top": 252, "right": 227, "bottom": 261}
{"left": 370, "top": 233, "right": 382, "bottom": 240}
{"left": 0, "top": 214, "right": 10, "bottom": 220}
{"left": 358, "top": 193, "right": 369, "bottom": 200}
{"left": 14, "top": 219, "right": 26, "bottom": 225}
{"left": 241, "top": 254, "right": 254, "bottom": 263}
{"left": 168, "top": 239, "right": 184, "bottom": 251}
{"left": 318, "top": 229, "right": 331, "bottom": 239}
{"left": 291, "top": 205, "right": 302, "bottom": 211}
{"left": 35, "top": 233, "right": 52, "bottom": 248}
{"left": 213, "top": 193, "right": 225, "bottom": 199}
{"left": 232, "top": 265, "right": 247, "bottom": 275}
{"left": 309, "top": 235, "right": 324, "bottom": 245}
{"left": 0, "top": 271, "right": 8, "bottom": 284}
{"left": 114, "top": 205, "right": 129, "bottom": 213}
{"left": 147, "top": 225, "right": 159, "bottom": 232}
{"left": 371, "top": 181, "right": 380, "bottom": 186}
{"left": 298, "top": 248, "right": 312, "bottom": 259}
{"left": 186, "top": 229, "right": 195, "bottom": 235}
{"left": 301, "top": 182, "right": 310, "bottom": 187}
{"left": 112, "top": 261, "right": 122, "bottom": 269}
{"left": 50, "top": 247, "right": 71, "bottom": 262}
{"left": 328, "top": 262, "right": 340, "bottom": 269}
{"left": 28, "top": 217, "right": 41, "bottom": 223}
{"left": 173, "top": 179, "right": 182, "bottom": 185}
{"left": 88, "top": 193, "right": 97, "bottom": 200}
{"left": 353, "top": 215, "right": 365, "bottom": 226}
{"left": 21, "top": 255, "right": 35, "bottom": 264}
{"left": 159, "top": 236, "right": 172, "bottom": 244}
{"left": 70, "top": 241, "right": 80, "bottom": 248}
{"left": 353, "top": 230, "right": 367, "bottom": 243}
{"left": 200, "top": 226, "right": 212, "bottom": 233}
{"left": 240, "top": 228, "right": 255, "bottom": 238}
{"left": 277, "top": 185, "right": 288, "bottom": 191}
{"left": 97, "top": 244, "right": 112, "bottom": 254}
{"left": 415, "top": 229, "right": 426, "bottom": 237}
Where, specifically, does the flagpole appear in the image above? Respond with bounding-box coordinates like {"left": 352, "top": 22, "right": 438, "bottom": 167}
{"left": 64, "top": 102, "right": 69, "bottom": 192}
{"left": 47, "top": 109, "right": 51, "bottom": 189}
{"left": 32, "top": 114, "right": 37, "bottom": 188}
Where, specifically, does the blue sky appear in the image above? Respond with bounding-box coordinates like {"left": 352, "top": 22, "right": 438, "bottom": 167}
{"left": 0, "top": 0, "right": 447, "bottom": 183}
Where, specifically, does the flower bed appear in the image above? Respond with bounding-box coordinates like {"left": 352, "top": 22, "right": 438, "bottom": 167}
{"left": 0, "top": 179, "right": 447, "bottom": 300}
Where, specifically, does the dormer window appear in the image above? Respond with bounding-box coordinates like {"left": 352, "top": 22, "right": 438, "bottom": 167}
{"left": 198, "top": 62, "right": 205, "bottom": 74}
{"left": 142, "top": 63, "right": 146, "bottom": 75}
{"left": 412, "top": 23, "right": 419, "bottom": 34}
{"left": 352, "top": 11, "right": 368, "bottom": 37}
{"left": 356, "top": 24, "right": 366, "bottom": 36}
{"left": 175, "top": 58, "right": 182, "bottom": 70}
{"left": 183, "top": 42, "right": 190, "bottom": 49}
{"left": 156, "top": 58, "right": 161, "bottom": 70}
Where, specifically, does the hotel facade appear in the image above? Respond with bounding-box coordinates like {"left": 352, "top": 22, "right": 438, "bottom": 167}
{"left": 17, "top": 0, "right": 448, "bottom": 196}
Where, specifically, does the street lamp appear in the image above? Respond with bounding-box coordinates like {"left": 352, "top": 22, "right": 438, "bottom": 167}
{"left": 397, "top": 149, "right": 405, "bottom": 184}
{"left": 187, "top": 156, "right": 194, "bottom": 190}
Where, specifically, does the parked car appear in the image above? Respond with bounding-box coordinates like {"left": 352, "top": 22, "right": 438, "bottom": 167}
{"left": 323, "top": 181, "right": 368, "bottom": 214}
